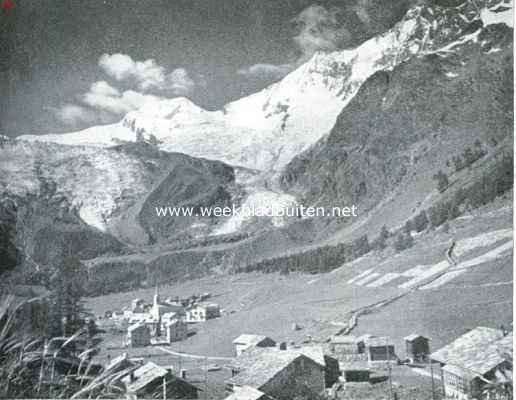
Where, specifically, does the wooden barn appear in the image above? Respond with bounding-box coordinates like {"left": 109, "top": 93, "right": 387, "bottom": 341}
{"left": 340, "top": 360, "right": 371, "bottom": 383}
{"left": 122, "top": 362, "right": 200, "bottom": 399}
{"left": 404, "top": 334, "right": 430, "bottom": 362}
{"left": 329, "top": 335, "right": 365, "bottom": 356}
{"left": 232, "top": 334, "right": 277, "bottom": 357}
{"left": 364, "top": 336, "right": 396, "bottom": 362}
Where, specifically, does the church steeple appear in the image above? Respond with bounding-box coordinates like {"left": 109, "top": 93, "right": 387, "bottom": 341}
{"left": 153, "top": 282, "right": 160, "bottom": 305}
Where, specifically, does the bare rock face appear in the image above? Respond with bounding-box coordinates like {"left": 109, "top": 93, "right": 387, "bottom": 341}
{"left": 0, "top": 139, "right": 236, "bottom": 275}
{"left": 2, "top": 1, "right": 513, "bottom": 291}
{"left": 280, "top": 19, "right": 513, "bottom": 212}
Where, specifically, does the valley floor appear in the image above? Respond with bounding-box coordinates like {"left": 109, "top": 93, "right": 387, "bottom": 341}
{"left": 86, "top": 202, "right": 512, "bottom": 398}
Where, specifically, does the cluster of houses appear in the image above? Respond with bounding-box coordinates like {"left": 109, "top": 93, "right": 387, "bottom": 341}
{"left": 94, "top": 324, "right": 512, "bottom": 399}
{"left": 110, "top": 285, "right": 221, "bottom": 347}
{"left": 224, "top": 332, "right": 415, "bottom": 399}
{"left": 326, "top": 332, "right": 434, "bottom": 383}
{"left": 329, "top": 327, "right": 512, "bottom": 399}
{"left": 224, "top": 326, "right": 512, "bottom": 400}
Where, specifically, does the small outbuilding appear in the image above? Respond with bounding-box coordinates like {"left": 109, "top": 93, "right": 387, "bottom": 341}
{"left": 232, "top": 334, "right": 277, "bottom": 357}
{"left": 340, "top": 360, "right": 371, "bottom": 383}
{"left": 404, "top": 334, "right": 430, "bottom": 362}
{"left": 329, "top": 335, "right": 365, "bottom": 356}
{"left": 364, "top": 336, "right": 396, "bottom": 363}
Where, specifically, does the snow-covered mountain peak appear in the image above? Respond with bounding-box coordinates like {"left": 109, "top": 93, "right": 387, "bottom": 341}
{"left": 122, "top": 96, "right": 215, "bottom": 132}
{"left": 19, "top": 0, "right": 512, "bottom": 172}
{"left": 128, "top": 97, "right": 204, "bottom": 119}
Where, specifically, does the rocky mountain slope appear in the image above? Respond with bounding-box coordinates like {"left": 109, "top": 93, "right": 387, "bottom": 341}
{"left": 2, "top": 0, "right": 513, "bottom": 294}
{"left": 1, "top": 139, "right": 235, "bottom": 232}
{"left": 21, "top": 1, "right": 511, "bottom": 172}
{"left": 0, "top": 138, "right": 238, "bottom": 282}
{"left": 281, "top": 21, "right": 513, "bottom": 212}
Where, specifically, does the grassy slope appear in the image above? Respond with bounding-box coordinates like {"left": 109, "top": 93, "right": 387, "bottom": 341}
{"left": 86, "top": 198, "right": 512, "bottom": 360}
{"left": 80, "top": 25, "right": 514, "bottom": 285}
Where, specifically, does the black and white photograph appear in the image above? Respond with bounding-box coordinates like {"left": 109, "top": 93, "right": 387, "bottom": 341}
{"left": 0, "top": 0, "right": 513, "bottom": 399}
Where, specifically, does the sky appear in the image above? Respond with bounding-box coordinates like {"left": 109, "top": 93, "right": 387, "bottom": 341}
{"left": 0, "top": 0, "right": 410, "bottom": 136}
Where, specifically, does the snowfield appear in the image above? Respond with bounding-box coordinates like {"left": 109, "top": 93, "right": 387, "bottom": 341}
{"left": 19, "top": 1, "right": 473, "bottom": 172}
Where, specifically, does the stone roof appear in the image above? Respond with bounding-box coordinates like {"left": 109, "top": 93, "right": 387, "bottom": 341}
{"left": 340, "top": 353, "right": 368, "bottom": 362}
{"left": 224, "top": 386, "right": 271, "bottom": 400}
{"left": 404, "top": 334, "right": 429, "bottom": 342}
{"left": 233, "top": 334, "right": 272, "bottom": 346}
{"left": 294, "top": 345, "right": 326, "bottom": 367}
{"left": 122, "top": 362, "right": 169, "bottom": 393}
{"left": 227, "top": 347, "right": 324, "bottom": 389}
{"left": 331, "top": 335, "right": 363, "bottom": 344}
{"left": 431, "top": 327, "right": 512, "bottom": 376}
{"left": 364, "top": 336, "right": 392, "bottom": 348}
{"left": 442, "top": 363, "right": 473, "bottom": 379}
{"left": 122, "top": 361, "right": 200, "bottom": 393}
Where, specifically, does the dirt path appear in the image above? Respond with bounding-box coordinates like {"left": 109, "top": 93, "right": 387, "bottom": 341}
{"left": 334, "top": 247, "right": 459, "bottom": 338}
{"left": 157, "top": 346, "right": 233, "bottom": 361}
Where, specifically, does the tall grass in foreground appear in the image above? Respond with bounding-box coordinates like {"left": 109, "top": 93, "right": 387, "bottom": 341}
{"left": 0, "top": 295, "right": 133, "bottom": 399}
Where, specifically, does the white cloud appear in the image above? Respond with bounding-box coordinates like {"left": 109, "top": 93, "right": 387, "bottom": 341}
{"left": 293, "top": 4, "right": 350, "bottom": 62}
{"left": 89, "top": 80, "right": 120, "bottom": 96}
{"left": 54, "top": 53, "right": 203, "bottom": 128}
{"left": 52, "top": 104, "right": 99, "bottom": 126}
{"left": 53, "top": 80, "right": 166, "bottom": 128}
{"left": 168, "top": 68, "right": 195, "bottom": 95}
{"left": 98, "top": 53, "right": 136, "bottom": 80}
{"left": 237, "top": 63, "right": 293, "bottom": 80}
{"left": 82, "top": 81, "right": 164, "bottom": 115}
{"left": 98, "top": 53, "right": 199, "bottom": 94}
{"left": 238, "top": 4, "right": 350, "bottom": 82}
{"left": 99, "top": 53, "right": 166, "bottom": 91}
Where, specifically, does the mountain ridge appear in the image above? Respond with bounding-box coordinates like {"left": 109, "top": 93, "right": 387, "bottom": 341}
{"left": 2, "top": 0, "right": 513, "bottom": 295}
{"left": 20, "top": 0, "right": 512, "bottom": 172}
